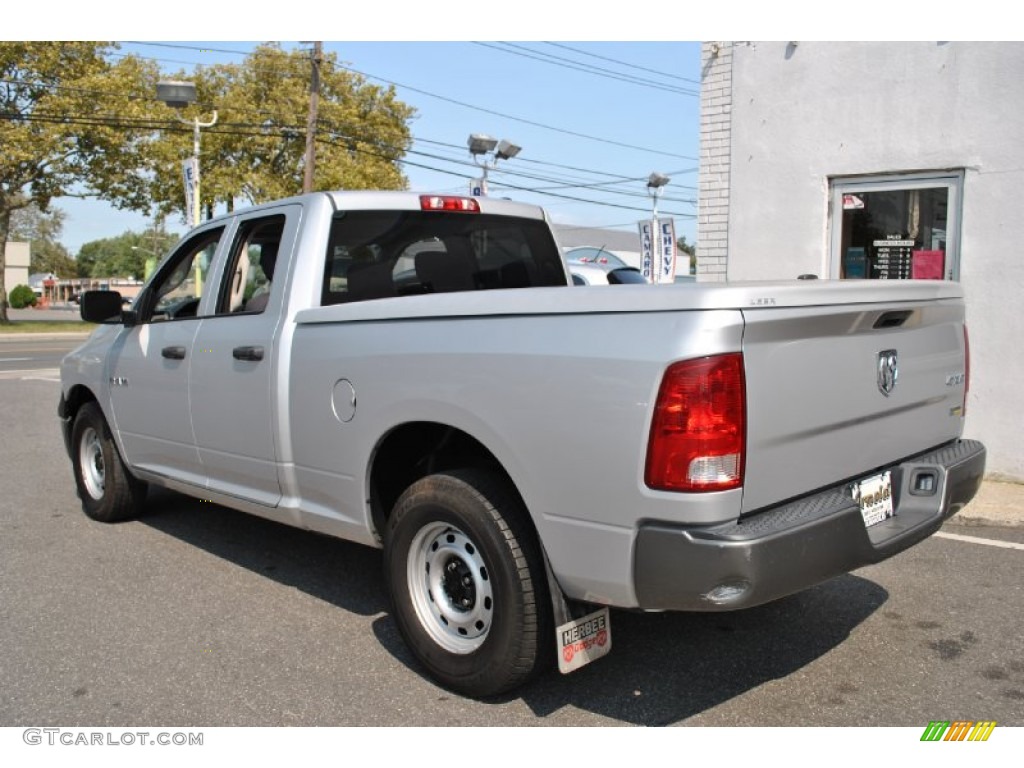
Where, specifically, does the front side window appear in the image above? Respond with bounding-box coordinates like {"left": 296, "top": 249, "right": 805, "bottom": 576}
{"left": 146, "top": 229, "right": 224, "bottom": 322}
{"left": 322, "top": 211, "right": 566, "bottom": 306}
{"left": 830, "top": 172, "right": 963, "bottom": 281}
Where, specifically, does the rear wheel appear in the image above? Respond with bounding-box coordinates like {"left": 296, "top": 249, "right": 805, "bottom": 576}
{"left": 384, "top": 469, "right": 551, "bottom": 698}
{"left": 71, "top": 402, "right": 146, "bottom": 522}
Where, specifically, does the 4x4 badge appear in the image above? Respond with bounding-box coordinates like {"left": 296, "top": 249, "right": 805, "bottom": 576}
{"left": 878, "top": 350, "right": 898, "bottom": 396}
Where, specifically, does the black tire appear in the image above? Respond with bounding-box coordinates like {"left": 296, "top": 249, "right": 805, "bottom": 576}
{"left": 384, "top": 469, "right": 552, "bottom": 698}
{"left": 70, "top": 402, "right": 147, "bottom": 522}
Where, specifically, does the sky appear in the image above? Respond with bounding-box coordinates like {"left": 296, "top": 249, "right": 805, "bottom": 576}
{"left": 11, "top": 2, "right": 1002, "bottom": 257}
{"left": 53, "top": 39, "right": 702, "bottom": 256}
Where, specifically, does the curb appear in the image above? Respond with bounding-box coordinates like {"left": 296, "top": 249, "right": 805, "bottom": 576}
{"left": 952, "top": 480, "right": 1024, "bottom": 528}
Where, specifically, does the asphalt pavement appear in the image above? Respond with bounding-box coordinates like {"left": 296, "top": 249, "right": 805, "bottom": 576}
{"left": 1, "top": 373, "right": 1022, "bottom": 729}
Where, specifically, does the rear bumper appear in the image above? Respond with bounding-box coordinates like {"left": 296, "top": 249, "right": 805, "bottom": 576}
{"left": 633, "top": 439, "right": 986, "bottom": 611}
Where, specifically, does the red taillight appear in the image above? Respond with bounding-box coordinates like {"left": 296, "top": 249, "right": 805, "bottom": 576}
{"left": 645, "top": 354, "right": 746, "bottom": 492}
{"left": 963, "top": 325, "right": 971, "bottom": 416}
{"left": 419, "top": 195, "right": 480, "bottom": 213}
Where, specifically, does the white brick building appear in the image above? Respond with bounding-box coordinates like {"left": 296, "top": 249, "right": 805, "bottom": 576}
{"left": 696, "top": 41, "right": 1024, "bottom": 480}
{"left": 3, "top": 242, "right": 30, "bottom": 294}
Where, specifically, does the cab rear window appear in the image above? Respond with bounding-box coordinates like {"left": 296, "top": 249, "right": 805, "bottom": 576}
{"left": 321, "top": 210, "right": 566, "bottom": 305}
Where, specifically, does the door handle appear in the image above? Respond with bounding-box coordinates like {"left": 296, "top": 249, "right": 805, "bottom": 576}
{"left": 232, "top": 345, "right": 264, "bottom": 362}
{"left": 161, "top": 345, "right": 186, "bottom": 360}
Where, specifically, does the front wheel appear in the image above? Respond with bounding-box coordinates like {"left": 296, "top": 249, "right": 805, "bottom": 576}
{"left": 384, "top": 469, "right": 551, "bottom": 698}
{"left": 70, "top": 402, "right": 146, "bottom": 522}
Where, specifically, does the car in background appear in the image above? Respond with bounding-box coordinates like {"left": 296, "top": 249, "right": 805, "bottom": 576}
{"left": 563, "top": 246, "right": 630, "bottom": 269}
{"left": 568, "top": 260, "right": 649, "bottom": 285}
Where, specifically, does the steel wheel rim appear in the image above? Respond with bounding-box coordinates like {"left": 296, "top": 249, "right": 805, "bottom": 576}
{"left": 407, "top": 521, "right": 494, "bottom": 654}
{"left": 79, "top": 426, "right": 105, "bottom": 500}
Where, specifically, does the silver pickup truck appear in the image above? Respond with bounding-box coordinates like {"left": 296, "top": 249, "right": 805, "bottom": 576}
{"left": 60, "top": 191, "right": 985, "bottom": 697}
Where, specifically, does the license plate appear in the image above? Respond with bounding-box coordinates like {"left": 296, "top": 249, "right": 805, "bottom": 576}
{"left": 556, "top": 607, "right": 611, "bottom": 674}
{"left": 854, "top": 471, "right": 894, "bottom": 527}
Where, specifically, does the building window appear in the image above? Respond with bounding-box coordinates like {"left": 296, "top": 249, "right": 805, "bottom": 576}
{"left": 829, "top": 171, "right": 963, "bottom": 281}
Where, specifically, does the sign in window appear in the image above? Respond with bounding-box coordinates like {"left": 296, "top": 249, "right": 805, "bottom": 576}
{"left": 830, "top": 173, "right": 963, "bottom": 281}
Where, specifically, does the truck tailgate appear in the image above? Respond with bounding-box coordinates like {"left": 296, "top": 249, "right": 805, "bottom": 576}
{"left": 740, "top": 298, "right": 968, "bottom": 514}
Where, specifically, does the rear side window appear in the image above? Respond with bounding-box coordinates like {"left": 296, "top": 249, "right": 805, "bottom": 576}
{"left": 216, "top": 215, "right": 286, "bottom": 315}
{"left": 321, "top": 210, "right": 566, "bottom": 306}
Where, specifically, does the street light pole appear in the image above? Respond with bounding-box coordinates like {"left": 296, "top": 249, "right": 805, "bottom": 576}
{"left": 467, "top": 134, "right": 522, "bottom": 196}
{"left": 647, "top": 171, "right": 670, "bottom": 220}
{"left": 184, "top": 112, "right": 218, "bottom": 227}
{"left": 156, "top": 80, "right": 218, "bottom": 228}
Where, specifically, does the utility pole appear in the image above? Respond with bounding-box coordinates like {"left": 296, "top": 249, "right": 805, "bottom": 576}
{"left": 303, "top": 41, "right": 322, "bottom": 193}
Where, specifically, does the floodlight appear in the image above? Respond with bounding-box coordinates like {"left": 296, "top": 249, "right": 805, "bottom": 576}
{"left": 495, "top": 140, "right": 522, "bottom": 160}
{"left": 647, "top": 172, "right": 671, "bottom": 188}
{"left": 467, "top": 134, "right": 499, "bottom": 156}
{"left": 156, "top": 80, "right": 197, "bottom": 109}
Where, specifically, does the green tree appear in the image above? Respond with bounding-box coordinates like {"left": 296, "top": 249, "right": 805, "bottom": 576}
{"left": 9, "top": 205, "right": 77, "bottom": 277}
{"left": 677, "top": 235, "right": 697, "bottom": 275}
{"left": 147, "top": 43, "right": 416, "bottom": 218}
{"left": 0, "top": 42, "right": 160, "bottom": 322}
{"left": 76, "top": 227, "right": 180, "bottom": 279}
{"left": 8, "top": 284, "right": 36, "bottom": 309}
{"left": 31, "top": 240, "right": 76, "bottom": 278}
{"left": 1, "top": 42, "right": 417, "bottom": 321}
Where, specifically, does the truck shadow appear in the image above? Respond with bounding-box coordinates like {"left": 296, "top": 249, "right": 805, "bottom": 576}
{"left": 371, "top": 574, "right": 889, "bottom": 725}
{"left": 140, "top": 488, "right": 388, "bottom": 618}
{"left": 521, "top": 575, "right": 886, "bottom": 724}
{"left": 141, "top": 488, "right": 887, "bottom": 725}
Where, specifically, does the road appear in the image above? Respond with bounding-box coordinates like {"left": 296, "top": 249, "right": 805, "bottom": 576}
{"left": 0, "top": 335, "right": 83, "bottom": 379}
{"left": 0, "top": 374, "right": 1021, "bottom": 729}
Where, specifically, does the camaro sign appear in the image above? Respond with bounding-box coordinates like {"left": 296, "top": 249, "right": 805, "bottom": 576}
{"left": 638, "top": 218, "right": 677, "bottom": 283}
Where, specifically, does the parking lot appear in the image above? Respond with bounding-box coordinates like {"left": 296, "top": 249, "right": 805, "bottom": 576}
{"left": 1, "top": 359, "right": 1022, "bottom": 727}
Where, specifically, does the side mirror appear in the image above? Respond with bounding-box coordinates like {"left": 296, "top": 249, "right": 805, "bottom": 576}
{"left": 80, "top": 291, "right": 126, "bottom": 324}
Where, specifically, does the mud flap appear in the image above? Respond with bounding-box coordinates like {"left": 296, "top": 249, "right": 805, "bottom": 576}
{"left": 542, "top": 553, "right": 612, "bottom": 674}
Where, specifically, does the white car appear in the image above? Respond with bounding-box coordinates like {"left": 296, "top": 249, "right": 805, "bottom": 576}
{"left": 568, "top": 260, "right": 649, "bottom": 285}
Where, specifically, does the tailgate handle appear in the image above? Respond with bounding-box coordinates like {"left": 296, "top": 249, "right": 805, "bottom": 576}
{"left": 161, "top": 345, "right": 187, "bottom": 360}
{"left": 232, "top": 345, "right": 264, "bottom": 362}
{"left": 874, "top": 310, "right": 913, "bottom": 329}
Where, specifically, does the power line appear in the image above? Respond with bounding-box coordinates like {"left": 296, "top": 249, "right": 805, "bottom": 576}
{"left": 5, "top": 73, "right": 699, "bottom": 190}
{"left": 472, "top": 42, "right": 698, "bottom": 97}
{"left": 414, "top": 136, "right": 697, "bottom": 188}
{"left": 115, "top": 44, "right": 700, "bottom": 165}
{"left": 316, "top": 134, "right": 695, "bottom": 217}
{"left": 121, "top": 41, "right": 253, "bottom": 57}
{"left": 2, "top": 110, "right": 694, "bottom": 217}
{"left": 332, "top": 62, "right": 696, "bottom": 161}
{"left": 331, "top": 133, "right": 697, "bottom": 204}
{"left": 544, "top": 42, "right": 701, "bottom": 85}
{"left": 7, "top": 46, "right": 702, "bottom": 208}
{"left": 110, "top": 43, "right": 697, "bottom": 160}
{"left": 2, "top": 83, "right": 697, "bottom": 204}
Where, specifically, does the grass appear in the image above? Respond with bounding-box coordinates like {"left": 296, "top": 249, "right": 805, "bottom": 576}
{"left": 0, "top": 321, "right": 96, "bottom": 333}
